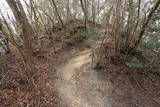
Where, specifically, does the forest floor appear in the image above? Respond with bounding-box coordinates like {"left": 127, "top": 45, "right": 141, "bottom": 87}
{"left": 0, "top": 20, "right": 160, "bottom": 106}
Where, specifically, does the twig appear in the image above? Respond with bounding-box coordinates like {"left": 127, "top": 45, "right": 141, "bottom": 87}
{"left": 143, "top": 45, "right": 160, "bottom": 55}
{"left": 132, "top": 72, "right": 160, "bottom": 104}
{"left": 0, "top": 63, "right": 22, "bottom": 86}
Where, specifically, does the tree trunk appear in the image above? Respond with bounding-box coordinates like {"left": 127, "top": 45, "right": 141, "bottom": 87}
{"left": 135, "top": 0, "right": 160, "bottom": 48}
{"left": 51, "top": 0, "right": 65, "bottom": 28}
{"left": 91, "top": 0, "right": 96, "bottom": 25}
{"left": 6, "top": 0, "right": 36, "bottom": 76}
{"left": 66, "top": 0, "right": 71, "bottom": 21}
{"left": 130, "top": 0, "right": 160, "bottom": 55}
{"left": 80, "top": 0, "right": 88, "bottom": 31}
{"left": 0, "top": 11, "right": 24, "bottom": 58}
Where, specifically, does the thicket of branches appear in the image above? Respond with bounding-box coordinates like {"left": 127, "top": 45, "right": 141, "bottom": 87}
{"left": 94, "top": 0, "right": 160, "bottom": 69}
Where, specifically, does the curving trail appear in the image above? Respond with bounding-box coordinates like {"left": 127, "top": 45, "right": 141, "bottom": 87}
{"left": 61, "top": 49, "right": 91, "bottom": 81}
{"left": 57, "top": 48, "right": 159, "bottom": 107}
{"left": 57, "top": 48, "right": 112, "bottom": 107}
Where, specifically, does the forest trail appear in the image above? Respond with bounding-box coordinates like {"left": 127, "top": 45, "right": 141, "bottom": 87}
{"left": 56, "top": 47, "right": 159, "bottom": 107}
{"left": 57, "top": 48, "right": 113, "bottom": 107}
{"left": 61, "top": 49, "right": 91, "bottom": 81}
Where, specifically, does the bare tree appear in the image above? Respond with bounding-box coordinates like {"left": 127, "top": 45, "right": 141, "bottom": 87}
{"left": 132, "top": 0, "right": 160, "bottom": 51}
{"left": 0, "top": 12, "right": 24, "bottom": 57}
{"left": 66, "top": 0, "right": 72, "bottom": 21}
{"left": 50, "top": 0, "right": 65, "bottom": 28}
{"left": 80, "top": 0, "right": 88, "bottom": 31}
{"left": 6, "top": 0, "right": 36, "bottom": 76}
{"left": 91, "top": 0, "right": 96, "bottom": 25}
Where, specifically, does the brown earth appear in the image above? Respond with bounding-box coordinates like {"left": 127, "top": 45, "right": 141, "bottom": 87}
{"left": 56, "top": 47, "right": 160, "bottom": 107}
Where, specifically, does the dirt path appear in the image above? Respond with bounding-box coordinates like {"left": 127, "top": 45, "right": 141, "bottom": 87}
{"left": 57, "top": 48, "right": 159, "bottom": 107}
{"left": 57, "top": 48, "right": 113, "bottom": 107}
{"left": 60, "top": 49, "right": 91, "bottom": 81}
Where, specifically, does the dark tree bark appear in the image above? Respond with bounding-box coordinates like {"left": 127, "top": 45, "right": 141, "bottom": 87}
{"left": 137, "top": 0, "right": 160, "bottom": 45}
{"left": 91, "top": 0, "right": 96, "bottom": 25}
